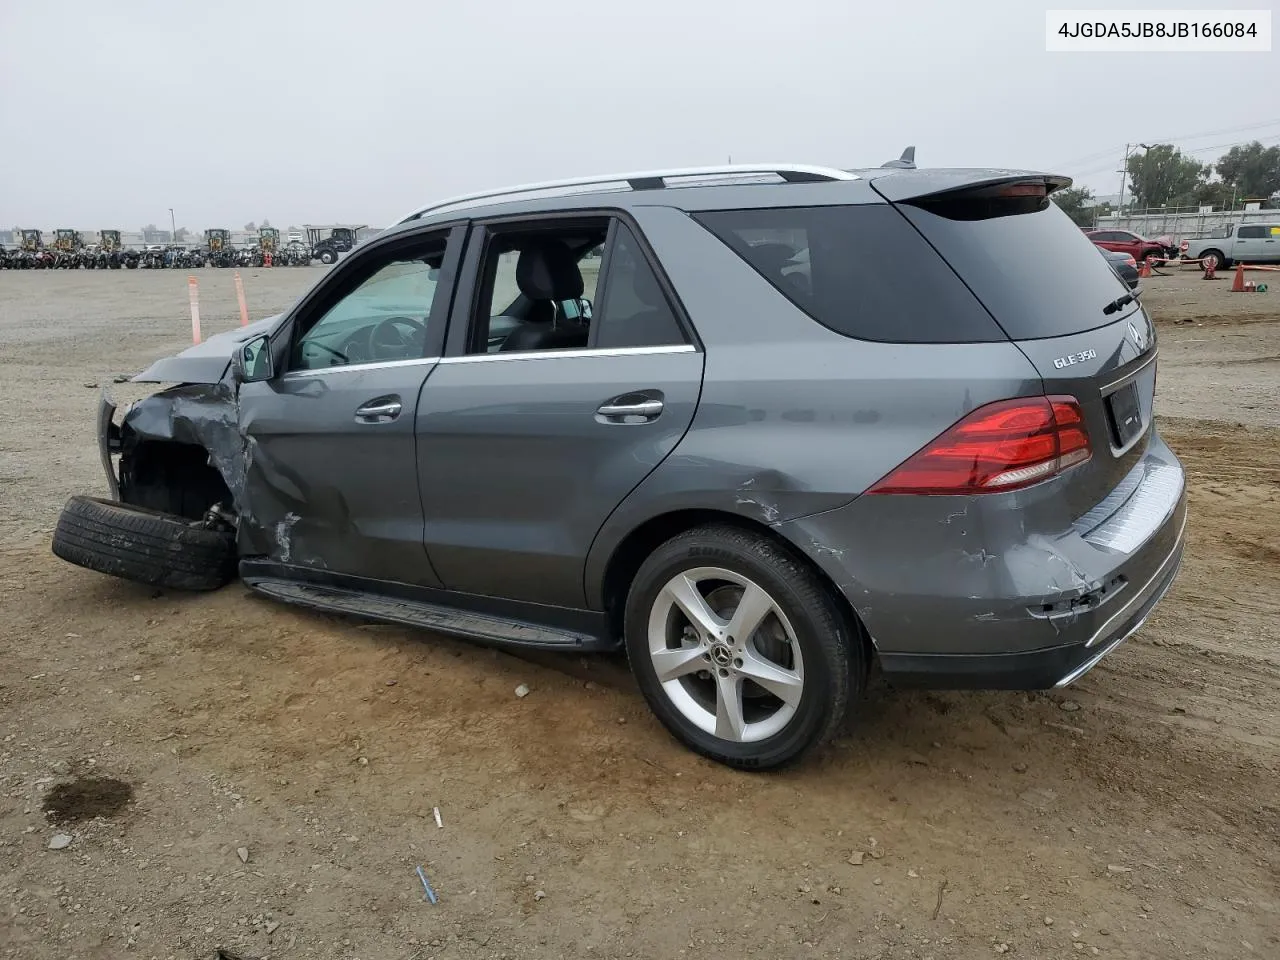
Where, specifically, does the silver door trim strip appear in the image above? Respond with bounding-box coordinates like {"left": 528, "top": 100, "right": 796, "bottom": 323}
{"left": 438, "top": 344, "right": 696, "bottom": 365}
{"left": 281, "top": 356, "right": 442, "bottom": 380}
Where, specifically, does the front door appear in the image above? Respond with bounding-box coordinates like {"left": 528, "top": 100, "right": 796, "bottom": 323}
{"left": 417, "top": 215, "right": 704, "bottom": 608}
{"left": 236, "top": 225, "right": 464, "bottom": 585}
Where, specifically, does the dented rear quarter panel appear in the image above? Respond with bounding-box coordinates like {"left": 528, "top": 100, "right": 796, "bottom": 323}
{"left": 583, "top": 205, "right": 1043, "bottom": 607}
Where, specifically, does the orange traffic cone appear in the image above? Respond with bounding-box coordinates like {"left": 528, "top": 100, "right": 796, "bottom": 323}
{"left": 1230, "top": 262, "right": 1246, "bottom": 292}
{"left": 1137, "top": 258, "right": 1152, "bottom": 279}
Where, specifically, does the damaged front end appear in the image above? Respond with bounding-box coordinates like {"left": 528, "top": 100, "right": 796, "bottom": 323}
{"left": 97, "top": 315, "right": 281, "bottom": 549}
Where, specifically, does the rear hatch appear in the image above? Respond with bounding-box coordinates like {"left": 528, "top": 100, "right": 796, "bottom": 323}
{"left": 874, "top": 172, "right": 1157, "bottom": 516}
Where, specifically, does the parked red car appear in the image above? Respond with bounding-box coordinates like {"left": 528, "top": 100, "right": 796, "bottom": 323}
{"left": 1083, "top": 229, "right": 1168, "bottom": 263}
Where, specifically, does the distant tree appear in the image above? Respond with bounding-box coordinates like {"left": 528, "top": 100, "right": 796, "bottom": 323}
{"left": 1126, "top": 145, "right": 1208, "bottom": 209}
{"left": 140, "top": 223, "right": 157, "bottom": 234}
{"left": 244, "top": 221, "right": 257, "bottom": 232}
{"left": 1051, "top": 185, "right": 1097, "bottom": 228}
{"left": 1193, "top": 180, "right": 1233, "bottom": 209}
{"left": 175, "top": 227, "right": 191, "bottom": 241}
{"left": 1214, "top": 141, "right": 1280, "bottom": 202}
{"left": 261, "top": 218, "right": 272, "bottom": 228}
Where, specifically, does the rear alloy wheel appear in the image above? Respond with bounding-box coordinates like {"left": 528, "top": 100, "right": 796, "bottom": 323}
{"left": 1201, "top": 250, "right": 1224, "bottom": 270}
{"left": 625, "top": 525, "right": 860, "bottom": 769}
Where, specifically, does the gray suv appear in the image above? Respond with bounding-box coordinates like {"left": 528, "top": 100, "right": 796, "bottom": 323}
{"left": 54, "top": 161, "right": 1187, "bottom": 769}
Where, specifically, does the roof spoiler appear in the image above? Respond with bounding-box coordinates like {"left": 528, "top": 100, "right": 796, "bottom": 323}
{"left": 881, "top": 146, "right": 916, "bottom": 170}
{"left": 871, "top": 170, "right": 1072, "bottom": 203}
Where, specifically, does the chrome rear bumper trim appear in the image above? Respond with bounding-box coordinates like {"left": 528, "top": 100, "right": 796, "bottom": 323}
{"left": 1084, "top": 506, "right": 1186, "bottom": 649}
{"left": 1056, "top": 518, "right": 1186, "bottom": 687}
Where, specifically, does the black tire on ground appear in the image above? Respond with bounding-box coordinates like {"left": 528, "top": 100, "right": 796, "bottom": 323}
{"left": 51, "top": 495, "right": 236, "bottom": 592}
{"left": 318, "top": 249, "right": 336, "bottom": 264}
{"left": 624, "top": 524, "right": 863, "bottom": 770}
{"left": 1201, "top": 250, "right": 1226, "bottom": 270}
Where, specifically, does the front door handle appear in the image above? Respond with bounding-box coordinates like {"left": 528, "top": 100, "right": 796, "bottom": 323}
{"left": 355, "top": 396, "right": 402, "bottom": 422}
{"left": 596, "top": 397, "right": 664, "bottom": 421}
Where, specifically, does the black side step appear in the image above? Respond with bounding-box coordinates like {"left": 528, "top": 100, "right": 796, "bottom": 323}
{"left": 245, "top": 577, "right": 601, "bottom": 650}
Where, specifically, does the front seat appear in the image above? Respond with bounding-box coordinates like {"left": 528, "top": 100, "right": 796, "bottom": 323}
{"left": 499, "top": 240, "right": 589, "bottom": 352}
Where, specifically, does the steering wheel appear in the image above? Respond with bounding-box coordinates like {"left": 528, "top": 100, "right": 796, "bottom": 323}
{"left": 368, "top": 316, "right": 427, "bottom": 360}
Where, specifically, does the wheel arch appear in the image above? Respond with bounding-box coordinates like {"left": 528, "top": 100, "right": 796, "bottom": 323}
{"left": 120, "top": 435, "right": 234, "bottom": 520}
{"left": 595, "top": 508, "right": 873, "bottom": 666}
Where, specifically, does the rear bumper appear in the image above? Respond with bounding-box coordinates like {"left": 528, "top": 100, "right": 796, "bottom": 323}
{"left": 875, "top": 509, "right": 1184, "bottom": 689}
{"left": 777, "top": 431, "right": 1187, "bottom": 690}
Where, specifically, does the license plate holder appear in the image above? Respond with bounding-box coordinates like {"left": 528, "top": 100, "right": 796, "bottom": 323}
{"left": 1107, "top": 381, "right": 1143, "bottom": 447}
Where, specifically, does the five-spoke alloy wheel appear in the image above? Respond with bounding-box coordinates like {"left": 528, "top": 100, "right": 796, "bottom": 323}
{"left": 625, "top": 525, "right": 862, "bottom": 769}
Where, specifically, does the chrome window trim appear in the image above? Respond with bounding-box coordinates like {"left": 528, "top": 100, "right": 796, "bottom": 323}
{"left": 438, "top": 344, "right": 697, "bottom": 365}
{"left": 281, "top": 356, "right": 442, "bottom": 380}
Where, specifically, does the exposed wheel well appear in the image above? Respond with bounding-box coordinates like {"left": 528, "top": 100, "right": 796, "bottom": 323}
{"left": 600, "top": 509, "right": 873, "bottom": 665}
{"left": 120, "top": 439, "right": 233, "bottom": 521}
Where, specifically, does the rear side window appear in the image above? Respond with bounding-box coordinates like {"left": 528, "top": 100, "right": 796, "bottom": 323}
{"left": 897, "top": 198, "right": 1131, "bottom": 340}
{"left": 693, "top": 205, "right": 1004, "bottom": 343}
{"left": 593, "top": 223, "right": 687, "bottom": 349}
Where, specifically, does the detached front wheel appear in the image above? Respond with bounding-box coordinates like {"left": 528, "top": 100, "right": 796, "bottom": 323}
{"left": 52, "top": 495, "right": 236, "bottom": 591}
{"left": 625, "top": 525, "right": 861, "bottom": 770}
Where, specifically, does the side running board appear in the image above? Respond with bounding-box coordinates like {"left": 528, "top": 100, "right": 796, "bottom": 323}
{"left": 244, "top": 577, "right": 597, "bottom": 650}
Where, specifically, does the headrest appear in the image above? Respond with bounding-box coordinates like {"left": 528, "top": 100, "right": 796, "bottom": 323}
{"left": 516, "top": 241, "right": 585, "bottom": 302}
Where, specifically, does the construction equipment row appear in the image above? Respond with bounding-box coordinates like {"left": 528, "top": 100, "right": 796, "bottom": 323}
{"left": 0, "top": 225, "right": 364, "bottom": 269}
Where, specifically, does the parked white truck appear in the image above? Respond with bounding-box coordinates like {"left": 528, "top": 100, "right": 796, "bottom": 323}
{"left": 1183, "top": 221, "right": 1280, "bottom": 269}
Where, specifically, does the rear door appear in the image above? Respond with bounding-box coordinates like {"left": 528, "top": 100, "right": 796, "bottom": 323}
{"left": 1089, "top": 230, "right": 1122, "bottom": 253}
{"left": 1232, "top": 224, "right": 1268, "bottom": 262}
{"left": 884, "top": 179, "right": 1157, "bottom": 514}
{"left": 1266, "top": 224, "right": 1280, "bottom": 263}
{"left": 416, "top": 214, "right": 703, "bottom": 608}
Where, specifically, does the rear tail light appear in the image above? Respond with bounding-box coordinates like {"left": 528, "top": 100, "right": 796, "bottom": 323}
{"left": 867, "top": 396, "right": 1091, "bottom": 495}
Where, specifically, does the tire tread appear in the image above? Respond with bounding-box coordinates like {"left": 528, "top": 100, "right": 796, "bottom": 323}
{"left": 51, "top": 495, "right": 235, "bottom": 591}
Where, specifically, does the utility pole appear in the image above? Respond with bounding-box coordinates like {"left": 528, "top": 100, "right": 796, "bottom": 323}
{"left": 1117, "top": 143, "right": 1130, "bottom": 212}
{"left": 1118, "top": 143, "right": 1155, "bottom": 214}
{"left": 168, "top": 208, "right": 176, "bottom": 244}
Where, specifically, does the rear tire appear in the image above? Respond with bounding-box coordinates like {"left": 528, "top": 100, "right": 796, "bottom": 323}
{"left": 318, "top": 249, "right": 336, "bottom": 265}
{"left": 624, "top": 525, "right": 861, "bottom": 770}
{"left": 52, "top": 495, "right": 236, "bottom": 592}
{"left": 1201, "top": 249, "right": 1226, "bottom": 270}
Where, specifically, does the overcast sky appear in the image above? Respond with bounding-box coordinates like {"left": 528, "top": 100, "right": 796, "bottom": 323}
{"left": 2, "top": 0, "right": 1276, "bottom": 230}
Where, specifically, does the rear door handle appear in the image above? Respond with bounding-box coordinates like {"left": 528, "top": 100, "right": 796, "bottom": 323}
{"left": 596, "top": 398, "right": 664, "bottom": 421}
{"left": 355, "top": 396, "right": 402, "bottom": 422}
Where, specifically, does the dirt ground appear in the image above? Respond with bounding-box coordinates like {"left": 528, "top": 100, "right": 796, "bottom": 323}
{"left": 1, "top": 266, "right": 1277, "bottom": 959}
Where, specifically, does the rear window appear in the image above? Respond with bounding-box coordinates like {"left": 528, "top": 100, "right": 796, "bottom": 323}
{"left": 897, "top": 199, "right": 1132, "bottom": 340}
{"left": 692, "top": 204, "right": 1005, "bottom": 343}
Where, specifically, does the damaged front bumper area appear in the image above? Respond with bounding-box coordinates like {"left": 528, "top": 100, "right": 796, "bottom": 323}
{"left": 98, "top": 389, "right": 122, "bottom": 500}
{"left": 96, "top": 380, "right": 252, "bottom": 525}
{"left": 775, "top": 433, "right": 1188, "bottom": 690}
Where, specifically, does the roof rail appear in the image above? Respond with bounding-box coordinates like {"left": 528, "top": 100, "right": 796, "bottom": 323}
{"left": 398, "top": 163, "right": 858, "bottom": 223}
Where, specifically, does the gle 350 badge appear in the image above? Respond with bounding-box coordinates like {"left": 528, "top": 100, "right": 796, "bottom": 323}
{"left": 1053, "top": 349, "right": 1097, "bottom": 369}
